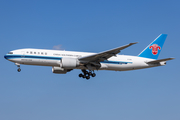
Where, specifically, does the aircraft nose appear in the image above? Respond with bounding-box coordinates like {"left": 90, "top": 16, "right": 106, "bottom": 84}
{"left": 4, "top": 54, "right": 8, "bottom": 59}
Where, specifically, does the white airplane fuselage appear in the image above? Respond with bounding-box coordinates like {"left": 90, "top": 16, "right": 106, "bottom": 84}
{"left": 4, "top": 34, "right": 173, "bottom": 79}
{"left": 4, "top": 48, "right": 165, "bottom": 72}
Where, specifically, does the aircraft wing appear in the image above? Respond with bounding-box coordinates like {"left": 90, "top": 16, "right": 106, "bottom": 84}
{"left": 147, "top": 58, "right": 175, "bottom": 64}
{"left": 79, "top": 42, "right": 138, "bottom": 63}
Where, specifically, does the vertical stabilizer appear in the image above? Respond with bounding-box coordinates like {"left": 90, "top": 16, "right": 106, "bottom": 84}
{"left": 138, "top": 34, "right": 167, "bottom": 60}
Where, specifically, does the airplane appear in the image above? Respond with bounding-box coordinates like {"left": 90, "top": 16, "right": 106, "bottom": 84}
{"left": 4, "top": 34, "right": 174, "bottom": 80}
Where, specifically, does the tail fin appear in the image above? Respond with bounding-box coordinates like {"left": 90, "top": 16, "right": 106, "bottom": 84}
{"left": 138, "top": 34, "right": 167, "bottom": 60}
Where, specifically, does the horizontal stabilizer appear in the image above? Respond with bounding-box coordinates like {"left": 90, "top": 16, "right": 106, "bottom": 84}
{"left": 147, "top": 58, "right": 175, "bottom": 64}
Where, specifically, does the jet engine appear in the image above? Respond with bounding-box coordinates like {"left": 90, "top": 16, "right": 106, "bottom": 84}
{"left": 52, "top": 67, "right": 68, "bottom": 74}
{"left": 60, "top": 57, "right": 79, "bottom": 69}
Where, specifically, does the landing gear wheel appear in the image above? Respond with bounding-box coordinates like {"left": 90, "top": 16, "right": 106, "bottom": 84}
{"left": 17, "top": 68, "right": 21, "bottom": 72}
{"left": 89, "top": 72, "right": 92, "bottom": 76}
{"left": 86, "top": 76, "right": 90, "bottom": 80}
{"left": 79, "top": 73, "right": 83, "bottom": 78}
{"left": 91, "top": 73, "right": 96, "bottom": 77}
{"left": 82, "top": 75, "right": 86, "bottom": 78}
{"left": 85, "top": 71, "right": 88, "bottom": 74}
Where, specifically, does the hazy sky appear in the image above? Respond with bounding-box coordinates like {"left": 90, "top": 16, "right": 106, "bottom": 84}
{"left": 0, "top": 0, "right": 179, "bottom": 120}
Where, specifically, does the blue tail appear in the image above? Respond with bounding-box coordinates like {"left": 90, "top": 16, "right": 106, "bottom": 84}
{"left": 138, "top": 34, "right": 167, "bottom": 60}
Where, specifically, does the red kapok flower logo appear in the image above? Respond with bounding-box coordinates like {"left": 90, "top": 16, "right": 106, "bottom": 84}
{"left": 149, "top": 44, "right": 161, "bottom": 55}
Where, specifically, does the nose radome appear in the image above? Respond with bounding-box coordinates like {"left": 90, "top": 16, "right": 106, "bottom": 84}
{"left": 4, "top": 54, "right": 8, "bottom": 59}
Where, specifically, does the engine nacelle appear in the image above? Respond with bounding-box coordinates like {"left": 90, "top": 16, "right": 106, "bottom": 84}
{"left": 100, "top": 63, "right": 108, "bottom": 69}
{"left": 61, "top": 57, "right": 79, "bottom": 69}
{"left": 52, "top": 67, "right": 67, "bottom": 74}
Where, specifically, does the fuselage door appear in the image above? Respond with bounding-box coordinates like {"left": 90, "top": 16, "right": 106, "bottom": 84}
{"left": 21, "top": 51, "right": 25, "bottom": 58}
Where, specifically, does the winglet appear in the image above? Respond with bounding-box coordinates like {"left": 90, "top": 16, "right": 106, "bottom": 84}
{"left": 129, "top": 42, "right": 138, "bottom": 45}
{"left": 119, "top": 42, "right": 138, "bottom": 51}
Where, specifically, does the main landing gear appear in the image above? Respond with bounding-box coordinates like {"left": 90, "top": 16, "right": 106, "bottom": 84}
{"left": 15, "top": 63, "right": 21, "bottom": 72}
{"left": 79, "top": 69, "right": 96, "bottom": 80}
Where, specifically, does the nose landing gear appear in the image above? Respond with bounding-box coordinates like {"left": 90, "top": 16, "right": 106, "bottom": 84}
{"left": 15, "top": 63, "right": 21, "bottom": 72}
{"left": 17, "top": 68, "right": 21, "bottom": 72}
{"left": 79, "top": 69, "right": 96, "bottom": 80}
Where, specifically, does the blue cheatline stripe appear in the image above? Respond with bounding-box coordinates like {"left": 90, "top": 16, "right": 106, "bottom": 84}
{"left": 4, "top": 54, "right": 62, "bottom": 60}
{"left": 4, "top": 54, "right": 132, "bottom": 65}
{"left": 101, "top": 60, "right": 132, "bottom": 65}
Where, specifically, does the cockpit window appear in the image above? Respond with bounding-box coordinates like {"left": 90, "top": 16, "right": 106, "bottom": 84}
{"left": 8, "top": 52, "right": 13, "bottom": 54}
